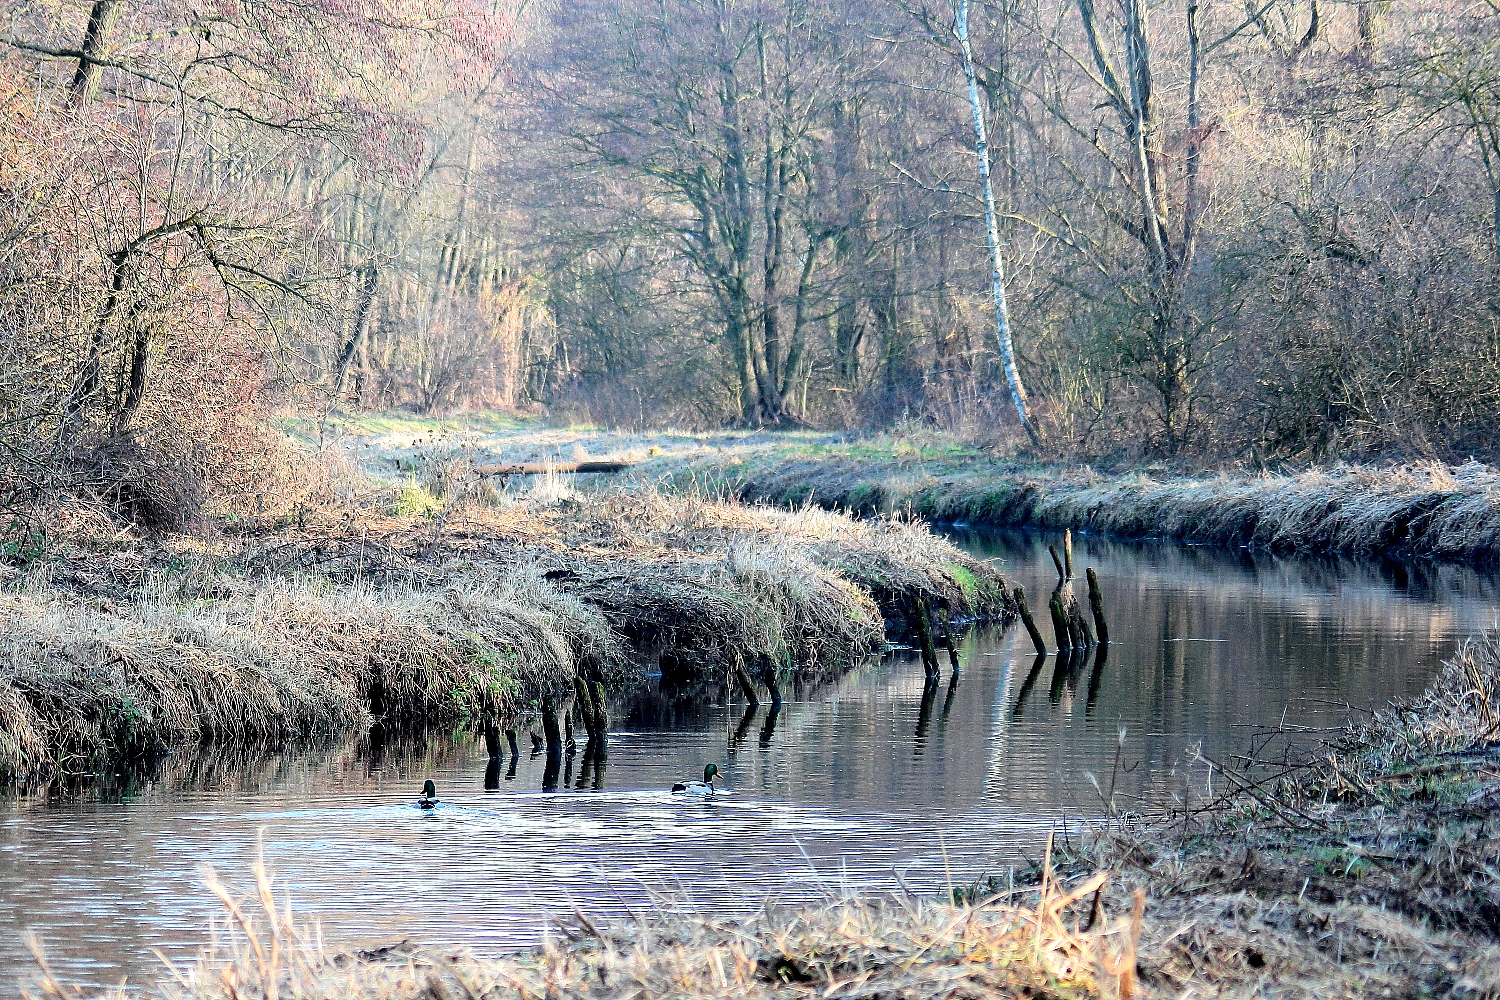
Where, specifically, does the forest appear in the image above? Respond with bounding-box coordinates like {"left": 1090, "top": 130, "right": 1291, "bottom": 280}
{"left": 8, "top": 7, "right": 1500, "bottom": 998}
{"left": 2, "top": 0, "right": 1500, "bottom": 524}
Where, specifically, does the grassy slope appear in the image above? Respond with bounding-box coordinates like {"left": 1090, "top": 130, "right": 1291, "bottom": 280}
{"left": 1, "top": 444, "right": 1012, "bottom": 779}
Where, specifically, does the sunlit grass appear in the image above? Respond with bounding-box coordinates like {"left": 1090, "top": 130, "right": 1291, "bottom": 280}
{"left": 1, "top": 484, "right": 1009, "bottom": 782}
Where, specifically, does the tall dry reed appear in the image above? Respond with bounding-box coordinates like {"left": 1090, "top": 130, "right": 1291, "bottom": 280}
{"left": 24, "top": 843, "right": 1143, "bottom": 1000}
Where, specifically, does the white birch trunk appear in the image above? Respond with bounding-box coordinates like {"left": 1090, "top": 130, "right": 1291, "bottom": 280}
{"left": 955, "top": 0, "right": 1040, "bottom": 445}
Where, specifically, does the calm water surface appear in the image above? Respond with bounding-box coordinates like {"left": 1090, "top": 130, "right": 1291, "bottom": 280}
{"left": 4, "top": 529, "right": 1497, "bottom": 990}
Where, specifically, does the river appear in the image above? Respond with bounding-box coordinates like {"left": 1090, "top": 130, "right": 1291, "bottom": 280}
{"left": 3, "top": 528, "right": 1494, "bottom": 991}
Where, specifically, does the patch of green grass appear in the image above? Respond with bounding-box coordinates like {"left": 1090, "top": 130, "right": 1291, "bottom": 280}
{"left": 946, "top": 563, "right": 980, "bottom": 603}
{"left": 844, "top": 481, "right": 882, "bottom": 513}
{"left": 388, "top": 478, "right": 445, "bottom": 517}
{"left": 1, "top": 519, "right": 46, "bottom": 564}
{"left": 273, "top": 409, "right": 541, "bottom": 445}
{"left": 1305, "top": 844, "right": 1373, "bottom": 880}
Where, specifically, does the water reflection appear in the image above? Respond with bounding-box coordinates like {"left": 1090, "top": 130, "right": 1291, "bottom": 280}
{"left": 958, "top": 528, "right": 1496, "bottom": 813}
{"left": 2, "top": 528, "right": 1495, "bottom": 991}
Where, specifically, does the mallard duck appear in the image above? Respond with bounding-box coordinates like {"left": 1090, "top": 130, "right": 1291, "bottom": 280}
{"left": 672, "top": 764, "right": 719, "bottom": 795}
{"left": 417, "top": 779, "right": 439, "bottom": 809}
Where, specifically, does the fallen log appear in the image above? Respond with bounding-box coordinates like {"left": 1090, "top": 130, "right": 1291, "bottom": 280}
{"left": 472, "top": 460, "right": 633, "bottom": 477}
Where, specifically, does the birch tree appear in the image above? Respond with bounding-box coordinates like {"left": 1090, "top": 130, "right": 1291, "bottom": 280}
{"left": 955, "top": 0, "right": 1040, "bottom": 445}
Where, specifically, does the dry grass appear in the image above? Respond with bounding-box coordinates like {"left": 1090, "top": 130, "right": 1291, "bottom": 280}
{"left": 663, "top": 444, "right": 1500, "bottom": 562}
{"left": 0, "top": 570, "right": 612, "bottom": 780}
{"left": 0, "top": 487, "right": 1010, "bottom": 780}
{"left": 223, "top": 488, "right": 1010, "bottom": 683}
{"left": 25, "top": 844, "right": 1146, "bottom": 1000}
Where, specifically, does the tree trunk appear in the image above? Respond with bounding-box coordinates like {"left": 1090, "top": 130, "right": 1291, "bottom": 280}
{"left": 333, "top": 261, "right": 380, "bottom": 395}
{"left": 59, "top": 217, "right": 200, "bottom": 445}
{"left": 779, "top": 237, "right": 820, "bottom": 399}
{"left": 955, "top": 0, "right": 1041, "bottom": 445}
{"left": 110, "top": 320, "right": 150, "bottom": 437}
{"left": 69, "top": 1, "right": 123, "bottom": 105}
{"left": 1183, "top": 0, "right": 1204, "bottom": 264}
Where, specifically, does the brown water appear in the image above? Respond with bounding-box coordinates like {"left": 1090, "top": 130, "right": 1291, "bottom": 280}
{"left": 4, "top": 529, "right": 1495, "bottom": 991}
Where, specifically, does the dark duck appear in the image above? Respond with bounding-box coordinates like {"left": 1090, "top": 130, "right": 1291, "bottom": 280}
{"left": 417, "top": 779, "right": 439, "bottom": 809}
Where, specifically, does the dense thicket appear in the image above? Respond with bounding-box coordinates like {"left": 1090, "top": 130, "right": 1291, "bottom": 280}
{"left": 0, "top": 1, "right": 510, "bottom": 520}
{"left": 2, "top": 0, "right": 1499, "bottom": 515}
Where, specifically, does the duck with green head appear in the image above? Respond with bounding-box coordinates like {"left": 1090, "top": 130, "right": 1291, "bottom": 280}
{"left": 417, "top": 779, "right": 439, "bottom": 809}
{"left": 672, "top": 764, "right": 719, "bottom": 795}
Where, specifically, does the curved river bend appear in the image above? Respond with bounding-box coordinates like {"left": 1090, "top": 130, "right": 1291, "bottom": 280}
{"left": 4, "top": 529, "right": 1495, "bottom": 990}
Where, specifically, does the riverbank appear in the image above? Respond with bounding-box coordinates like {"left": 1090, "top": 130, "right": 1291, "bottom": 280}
{"left": 270, "top": 410, "right": 1500, "bottom": 562}
{"left": 645, "top": 433, "right": 1500, "bottom": 563}
{"left": 0, "top": 486, "right": 1009, "bottom": 782}
{"left": 1060, "top": 627, "right": 1500, "bottom": 997}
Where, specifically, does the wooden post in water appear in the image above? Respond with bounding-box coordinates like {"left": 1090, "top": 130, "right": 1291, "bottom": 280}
{"left": 574, "top": 675, "right": 598, "bottom": 741}
{"left": 1048, "top": 545, "right": 1066, "bottom": 580}
{"left": 592, "top": 681, "right": 609, "bottom": 739}
{"left": 505, "top": 728, "right": 520, "bottom": 759}
{"left": 591, "top": 680, "right": 609, "bottom": 760}
{"left": 1086, "top": 567, "right": 1109, "bottom": 644}
{"left": 939, "top": 610, "right": 961, "bottom": 674}
{"left": 1048, "top": 589, "right": 1072, "bottom": 652}
{"left": 914, "top": 596, "right": 941, "bottom": 680}
{"left": 732, "top": 661, "right": 761, "bottom": 707}
{"left": 482, "top": 722, "right": 502, "bottom": 760}
{"left": 1072, "top": 605, "right": 1095, "bottom": 648}
{"left": 762, "top": 654, "right": 784, "bottom": 706}
{"left": 541, "top": 697, "right": 563, "bottom": 760}
{"left": 1063, "top": 529, "right": 1075, "bottom": 579}
{"left": 1014, "top": 586, "right": 1047, "bottom": 655}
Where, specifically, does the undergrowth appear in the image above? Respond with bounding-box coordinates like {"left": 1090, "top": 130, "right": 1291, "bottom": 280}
{"left": 1024, "top": 629, "right": 1500, "bottom": 998}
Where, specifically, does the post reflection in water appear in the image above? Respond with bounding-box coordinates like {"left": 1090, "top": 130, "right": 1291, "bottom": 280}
{"left": 914, "top": 677, "right": 939, "bottom": 752}
{"left": 757, "top": 702, "right": 781, "bottom": 749}
{"left": 729, "top": 703, "right": 758, "bottom": 754}
{"left": 2, "top": 527, "right": 1495, "bottom": 991}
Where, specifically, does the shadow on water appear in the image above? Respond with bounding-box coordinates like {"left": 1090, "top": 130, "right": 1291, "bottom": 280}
{"left": 5, "top": 524, "right": 1500, "bottom": 990}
